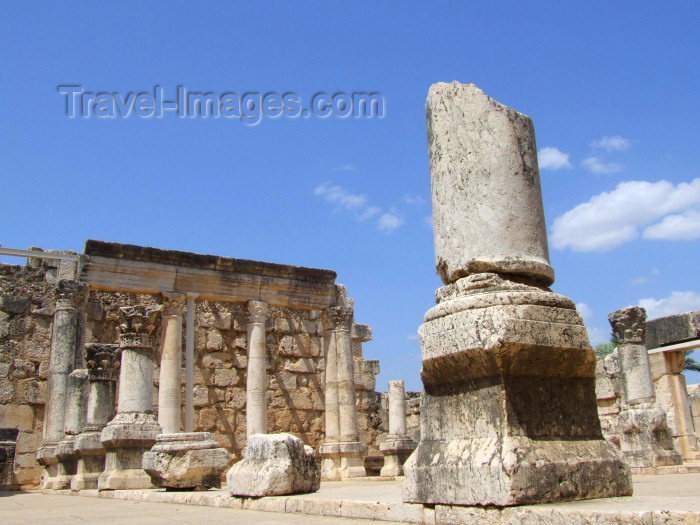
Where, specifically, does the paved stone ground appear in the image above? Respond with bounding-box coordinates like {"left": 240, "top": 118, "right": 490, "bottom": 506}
{"left": 1, "top": 473, "right": 699, "bottom": 524}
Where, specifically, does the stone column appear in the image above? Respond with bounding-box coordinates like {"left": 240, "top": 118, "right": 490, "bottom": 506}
{"left": 380, "top": 380, "right": 416, "bottom": 477}
{"left": 36, "top": 279, "right": 88, "bottom": 489}
{"left": 53, "top": 369, "right": 89, "bottom": 489}
{"left": 98, "top": 305, "right": 163, "bottom": 490}
{"left": 403, "top": 82, "right": 631, "bottom": 506}
{"left": 649, "top": 350, "right": 700, "bottom": 460}
{"left": 609, "top": 307, "right": 681, "bottom": 469}
{"left": 319, "top": 305, "right": 366, "bottom": 479}
{"left": 72, "top": 344, "right": 119, "bottom": 491}
{"left": 158, "top": 292, "right": 185, "bottom": 434}
{"left": 184, "top": 293, "right": 198, "bottom": 432}
{"left": 246, "top": 300, "right": 268, "bottom": 437}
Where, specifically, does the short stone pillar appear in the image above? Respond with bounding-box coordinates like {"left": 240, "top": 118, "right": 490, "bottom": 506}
{"left": 246, "top": 300, "right": 268, "bottom": 437}
{"left": 227, "top": 433, "right": 320, "bottom": 496}
{"left": 380, "top": 380, "right": 416, "bottom": 477}
{"left": 403, "top": 82, "right": 631, "bottom": 506}
{"left": 143, "top": 432, "right": 229, "bottom": 490}
{"left": 609, "top": 307, "right": 681, "bottom": 469}
{"left": 72, "top": 344, "right": 119, "bottom": 491}
{"left": 98, "top": 305, "right": 163, "bottom": 490}
{"left": 53, "top": 369, "right": 89, "bottom": 489}
{"left": 158, "top": 292, "right": 185, "bottom": 434}
{"left": 689, "top": 385, "right": 700, "bottom": 442}
{"left": 36, "top": 280, "right": 88, "bottom": 489}
{"left": 649, "top": 350, "right": 700, "bottom": 460}
{"left": 319, "top": 305, "right": 366, "bottom": 480}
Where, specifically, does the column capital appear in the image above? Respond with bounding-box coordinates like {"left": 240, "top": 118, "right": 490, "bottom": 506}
{"left": 85, "top": 343, "right": 121, "bottom": 381}
{"left": 161, "top": 292, "right": 185, "bottom": 316}
{"left": 323, "top": 305, "right": 354, "bottom": 331}
{"left": 609, "top": 306, "right": 646, "bottom": 345}
{"left": 248, "top": 300, "right": 268, "bottom": 324}
{"left": 118, "top": 305, "right": 164, "bottom": 349}
{"left": 56, "top": 280, "right": 89, "bottom": 309}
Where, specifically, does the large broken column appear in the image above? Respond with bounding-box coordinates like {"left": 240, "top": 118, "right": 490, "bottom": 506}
{"left": 403, "top": 82, "right": 631, "bottom": 506}
{"left": 53, "top": 369, "right": 89, "bottom": 489}
{"left": 99, "top": 305, "right": 163, "bottom": 490}
{"left": 246, "top": 300, "right": 268, "bottom": 437}
{"left": 72, "top": 344, "right": 119, "bottom": 491}
{"left": 319, "top": 305, "right": 366, "bottom": 479}
{"left": 380, "top": 380, "right": 416, "bottom": 477}
{"left": 609, "top": 307, "right": 681, "bottom": 469}
{"left": 158, "top": 292, "right": 185, "bottom": 434}
{"left": 36, "top": 280, "right": 88, "bottom": 489}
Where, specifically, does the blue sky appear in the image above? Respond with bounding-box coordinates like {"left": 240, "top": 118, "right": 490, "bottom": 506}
{"left": 1, "top": 2, "right": 699, "bottom": 390}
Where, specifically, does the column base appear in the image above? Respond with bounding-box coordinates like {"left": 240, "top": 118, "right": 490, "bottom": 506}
{"left": 53, "top": 439, "right": 78, "bottom": 490}
{"left": 674, "top": 435, "right": 700, "bottom": 461}
{"left": 319, "top": 442, "right": 367, "bottom": 480}
{"left": 380, "top": 436, "right": 416, "bottom": 477}
{"left": 36, "top": 444, "right": 59, "bottom": 489}
{"left": 143, "top": 432, "right": 229, "bottom": 490}
{"left": 619, "top": 403, "right": 682, "bottom": 468}
{"left": 98, "top": 412, "right": 161, "bottom": 490}
{"left": 72, "top": 431, "right": 106, "bottom": 491}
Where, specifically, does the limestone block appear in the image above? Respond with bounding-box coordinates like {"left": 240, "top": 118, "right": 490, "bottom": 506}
{"left": 354, "top": 371, "right": 376, "bottom": 392}
{"left": 351, "top": 324, "right": 372, "bottom": 342}
{"left": 143, "top": 432, "right": 229, "bottom": 490}
{"left": 0, "top": 404, "right": 34, "bottom": 431}
{"left": 0, "top": 295, "right": 30, "bottom": 314}
{"left": 619, "top": 403, "right": 681, "bottom": 468}
{"left": 645, "top": 310, "right": 698, "bottom": 349}
{"left": 227, "top": 433, "right": 320, "bottom": 496}
{"left": 199, "top": 311, "right": 232, "bottom": 330}
{"left": 206, "top": 329, "right": 224, "bottom": 350}
{"left": 0, "top": 379, "right": 14, "bottom": 403}
{"left": 212, "top": 368, "right": 239, "bottom": 387}
{"left": 193, "top": 385, "right": 209, "bottom": 407}
{"left": 274, "top": 317, "right": 300, "bottom": 333}
{"left": 426, "top": 82, "right": 554, "bottom": 286}
{"left": 284, "top": 358, "right": 316, "bottom": 373}
{"left": 201, "top": 352, "right": 232, "bottom": 369}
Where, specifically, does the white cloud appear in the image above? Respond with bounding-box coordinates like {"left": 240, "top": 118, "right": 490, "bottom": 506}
{"left": 407, "top": 334, "right": 419, "bottom": 341}
{"left": 581, "top": 156, "right": 624, "bottom": 174}
{"left": 639, "top": 291, "right": 700, "bottom": 320}
{"left": 550, "top": 178, "right": 700, "bottom": 252}
{"left": 630, "top": 267, "right": 660, "bottom": 286}
{"left": 643, "top": 209, "right": 700, "bottom": 241}
{"left": 314, "top": 182, "right": 366, "bottom": 210}
{"left": 332, "top": 163, "right": 357, "bottom": 173}
{"left": 590, "top": 136, "right": 631, "bottom": 152}
{"left": 587, "top": 325, "right": 611, "bottom": 346}
{"left": 358, "top": 206, "right": 380, "bottom": 221}
{"left": 538, "top": 147, "right": 571, "bottom": 171}
{"left": 423, "top": 215, "right": 433, "bottom": 227}
{"left": 377, "top": 212, "right": 403, "bottom": 233}
{"left": 576, "top": 302, "right": 593, "bottom": 322}
{"left": 403, "top": 193, "right": 425, "bottom": 205}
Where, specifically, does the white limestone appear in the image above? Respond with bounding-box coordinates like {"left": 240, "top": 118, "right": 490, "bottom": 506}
{"left": 380, "top": 380, "right": 416, "bottom": 477}
{"left": 158, "top": 292, "right": 185, "bottom": 434}
{"left": 246, "top": 300, "right": 268, "bottom": 437}
{"left": 227, "top": 433, "right": 320, "bottom": 497}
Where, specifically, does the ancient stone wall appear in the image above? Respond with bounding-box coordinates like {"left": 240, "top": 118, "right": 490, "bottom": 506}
{"left": 595, "top": 351, "right": 623, "bottom": 447}
{"left": 0, "top": 261, "right": 55, "bottom": 487}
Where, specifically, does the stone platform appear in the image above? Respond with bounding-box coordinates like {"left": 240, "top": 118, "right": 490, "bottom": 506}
{"left": 29, "top": 473, "right": 700, "bottom": 524}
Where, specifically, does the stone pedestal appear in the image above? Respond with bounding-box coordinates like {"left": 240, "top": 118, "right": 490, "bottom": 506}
{"left": 246, "top": 300, "right": 268, "bottom": 437}
{"left": 609, "top": 307, "right": 681, "bottom": 469}
{"left": 380, "top": 380, "right": 416, "bottom": 477}
{"left": 403, "top": 82, "right": 631, "bottom": 507}
{"left": 72, "top": 344, "right": 119, "bottom": 491}
{"left": 143, "top": 432, "right": 229, "bottom": 490}
{"left": 227, "top": 433, "right": 320, "bottom": 497}
{"left": 37, "top": 280, "right": 88, "bottom": 489}
{"left": 319, "top": 305, "right": 366, "bottom": 480}
{"left": 99, "top": 305, "right": 163, "bottom": 490}
{"left": 158, "top": 293, "right": 185, "bottom": 435}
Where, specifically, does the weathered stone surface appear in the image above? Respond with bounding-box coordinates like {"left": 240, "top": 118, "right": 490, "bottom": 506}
{"left": 227, "top": 433, "right": 320, "bottom": 496}
{"left": 619, "top": 403, "right": 682, "bottom": 468}
{"left": 143, "top": 432, "right": 229, "bottom": 490}
{"left": 0, "top": 295, "right": 30, "bottom": 314}
{"left": 426, "top": 82, "right": 554, "bottom": 286}
{"left": 645, "top": 309, "right": 700, "bottom": 349}
{"left": 380, "top": 382, "right": 416, "bottom": 477}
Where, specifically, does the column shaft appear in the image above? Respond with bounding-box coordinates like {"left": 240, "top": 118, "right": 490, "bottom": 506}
{"left": 158, "top": 292, "right": 185, "bottom": 434}
{"left": 388, "top": 380, "right": 407, "bottom": 437}
{"left": 246, "top": 300, "right": 268, "bottom": 437}
{"left": 184, "top": 294, "right": 197, "bottom": 432}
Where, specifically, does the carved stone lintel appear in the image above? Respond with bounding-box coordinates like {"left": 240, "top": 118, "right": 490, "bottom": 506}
{"left": 162, "top": 292, "right": 185, "bottom": 317}
{"left": 248, "top": 300, "right": 268, "bottom": 324}
{"left": 118, "top": 305, "right": 164, "bottom": 349}
{"left": 55, "top": 280, "right": 89, "bottom": 309}
{"left": 322, "top": 306, "right": 354, "bottom": 332}
{"left": 609, "top": 306, "right": 647, "bottom": 345}
{"left": 85, "top": 343, "right": 121, "bottom": 381}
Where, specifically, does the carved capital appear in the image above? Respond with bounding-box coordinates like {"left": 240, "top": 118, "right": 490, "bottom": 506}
{"left": 608, "top": 306, "right": 646, "bottom": 345}
{"left": 118, "top": 305, "right": 164, "bottom": 349}
{"left": 162, "top": 292, "right": 185, "bottom": 317}
{"left": 322, "top": 305, "right": 354, "bottom": 331}
{"left": 55, "top": 280, "right": 89, "bottom": 309}
{"left": 85, "top": 343, "right": 120, "bottom": 381}
{"left": 248, "top": 300, "right": 268, "bottom": 324}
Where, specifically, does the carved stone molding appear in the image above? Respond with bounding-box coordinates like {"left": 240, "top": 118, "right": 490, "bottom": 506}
{"left": 322, "top": 305, "right": 354, "bottom": 332}
{"left": 55, "top": 280, "right": 89, "bottom": 309}
{"left": 162, "top": 292, "right": 185, "bottom": 317}
{"left": 248, "top": 300, "right": 268, "bottom": 324}
{"left": 609, "top": 306, "right": 647, "bottom": 345}
{"left": 118, "top": 305, "right": 164, "bottom": 349}
{"left": 85, "top": 343, "right": 120, "bottom": 381}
